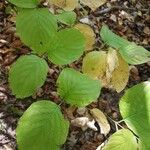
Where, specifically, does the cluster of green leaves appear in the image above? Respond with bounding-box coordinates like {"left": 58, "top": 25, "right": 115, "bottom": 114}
{"left": 102, "top": 81, "right": 150, "bottom": 150}
{"left": 7, "top": 0, "right": 150, "bottom": 149}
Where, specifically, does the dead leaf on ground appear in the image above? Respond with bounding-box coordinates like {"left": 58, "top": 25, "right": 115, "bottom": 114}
{"left": 71, "top": 117, "right": 97, "bottom": 131}
{"left": 106, "top": 48, "right": 119, "bottom": 83}
{"left": 80, "top": 0, "right": 107, "bottom": 11}
{"left": 74, "top": 23, "right": 96, "bottom": 51}
{"left": 48, "top": 0, "right": 78, "bottom": 11}
{"left": 90, "top": 108, "right": 110, "bottom": 136}
{"left": 110, "top": 52, "right": 129, "bottom": 92}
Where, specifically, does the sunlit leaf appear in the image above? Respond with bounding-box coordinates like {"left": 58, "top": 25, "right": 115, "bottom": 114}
{"left": 47, "top": 28, "right": 85, "bottom": 65}
{"left": 102, "top": 129, "right": 138, "bottom": 150}
{"left": 57, "top": 68, "right": 101, "bottom": 106}
{"left": 17, "top": 100, "right": 69, "bottom": 150}
{"left": 74, "top": 23, "right": 96, "bottom": 51}
{"left": 8, "top": 0, "right": 41, "bottom": 8}
{"left": 80, "top": 0, "right": 107, "bottom": 11}
{"left": 119, "top": 81, "right": 150, "bottom": 149}
{"left": 90, "top": 108, "right": 110, "bottom": 136}
{"left": 9, "top": 55, "right": 48, "bottom": 98}
{"left": 16, "top": 8, "right": 57, "bottom": 54}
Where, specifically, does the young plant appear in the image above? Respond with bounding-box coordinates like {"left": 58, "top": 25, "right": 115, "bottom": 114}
{"left": 6, "top": 0, "right": 150, "bottom": 149}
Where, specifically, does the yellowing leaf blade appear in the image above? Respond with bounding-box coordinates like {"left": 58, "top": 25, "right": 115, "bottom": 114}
{"left": 80, "top": 0, "right": 107, "bottom": 11}
{"left": 111, "top": 52, "right": 129, "bottom": 92}
{"left": 82, "top": 51, "right": 107, "bottom": 86}
{"left": 74, "top": 23, "right": 96, "bottom": 51}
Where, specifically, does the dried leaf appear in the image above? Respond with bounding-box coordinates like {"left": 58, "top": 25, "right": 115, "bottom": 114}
{"left": 74, "top": 23, "right": 96, "bottom": 51}
{"left": 64, "top": 0, "right": 78, "bottom": 11}
{"left": 49, "top": 0, "right": 78, "bottom": 11}
{"left": 111, "top": 52, "right": 129, "bottom": 92}
{"left": 80, "top": 0, "right": 107, "bottom": 11}
{"left": 106, "top": 48, "right": 119, "bottom": 84}
{"left": 90, "top": 108, "right": 110, "bottom": 136}
{"left": 48, "top": 0, "right": 65, "bottom": 8}
{"left": 71, "top": 117, "right": 97, "bottom": 131}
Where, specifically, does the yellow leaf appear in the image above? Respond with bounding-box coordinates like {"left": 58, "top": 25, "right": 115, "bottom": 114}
{"left": 48, "top": 0, "right": 65, "bottom": 8}
{"left": 111, "top": 52, "right": 129, "bottom": 92}
{"left": 64, "top": 0, "right": 78, "bottom": 11}
{"left": 74, "top": 23, "right": 96, "bottom": 51}
{"left": 48, "top": 0, "right": 78, "bottom": 11}
{"left": 90, "top": 108, "right": 110, "bottom": 136}
{"left": 82, "top": 51, "right": 107, "bottom": 86}
{"left": 106, "top": 48, "right": 119, "bottom": 84}
{"left": 80, "top": 0, "right": 107, "bottom": 11}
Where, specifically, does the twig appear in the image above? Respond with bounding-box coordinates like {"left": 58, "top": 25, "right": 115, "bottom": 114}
{"left": 94, "top": 6, "right": 150, "bottom": 16}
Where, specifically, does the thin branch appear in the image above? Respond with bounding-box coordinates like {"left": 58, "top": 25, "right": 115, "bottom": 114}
{"left": 94, "top": 6, "right": 150, "bottom": 16}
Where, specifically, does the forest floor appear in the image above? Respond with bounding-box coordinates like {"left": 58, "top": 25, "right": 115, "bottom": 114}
{"left": 0, "top": 0, "right": 150, "bottom": 150}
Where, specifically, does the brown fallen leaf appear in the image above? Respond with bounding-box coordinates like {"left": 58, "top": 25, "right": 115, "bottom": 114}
{"left": 90, "top": 108, "right": 110, "bottom": 136}
{"left": 71, "top": 117, "right": 97, "bottom": 131}
{"left": 80, "top": 0, "right": 107, "bottom": 11}
{"left": 74, "top": 23, "right": 96, "bottom": 51}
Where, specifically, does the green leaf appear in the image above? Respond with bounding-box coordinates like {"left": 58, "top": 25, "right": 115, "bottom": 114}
{"left": 9, "top": 55, "right": 48, "bottom": 98}
{"left": 100, "top": 25, "right": 129, "bottom": 49}
{"left": 47, "top": 28, "right": 85, "bottom": 65}
{"left": 56, "top": 11, "right": 76, "bottom": 25}
{"left": 100, "top": 25, "right": 150, "bottom": 65}
{"left": 102, "top": 129, "right": 138, "bottom": 150}
{"left": 17, "top": 100, "right": 69, "bottom": 150}
{"left": 8, "top": 0, "right": 41, "bottom": 8}
{"left": 119, "top": 81, "right": 150, "bottom": 149}
{"left": 119, "top": 43, "right": 150, "bottom": 65}
{"left": 57, "top": 68, "right": 101, "bottom": 106}
{"left": 16, "top": 8, "right": 57, "bottom": 54}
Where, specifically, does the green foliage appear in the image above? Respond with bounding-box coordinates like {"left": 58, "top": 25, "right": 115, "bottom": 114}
{"left": 56, "top": 11, "right": 77, "bottom": 26}
{"left": 119, "top": 43, "right": 150, "bottom": 65}
{"left": 100, "top": 25, "right": 150, "bottom": 65}
{"left": 100, "top": 25, "right": 129, "bottom": 49}
{"left": 57, "top": 68, "right": 101, "bottom": 106}
{"left": 8, "top": 0, "right": 41, "bottom": 8}
{"left": 102, "top": 129, "right": 138, "bottom": 150}
{"left": 47, "top": 28, "right": 85, "bottom": 65}
{"left": 16, "top": 8, "right": 57, "bottom": 54}
{"left": 16, "top": 100, "right": 69, "bottom": 150}
{"left": 119, "top": 81, "right": 150, "bottom": 149}
{"left": 9, "top": 55, "right": 48, "bottom": 98}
